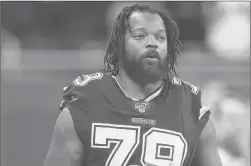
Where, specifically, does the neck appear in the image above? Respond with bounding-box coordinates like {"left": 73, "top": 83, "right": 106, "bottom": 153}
{"left": 115, "top": 68, "right": 164, "bottom": 100}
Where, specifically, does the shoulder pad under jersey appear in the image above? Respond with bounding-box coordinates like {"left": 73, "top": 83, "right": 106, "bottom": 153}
{"left": 59, "top": 72, "right": 104, "bottom": 111}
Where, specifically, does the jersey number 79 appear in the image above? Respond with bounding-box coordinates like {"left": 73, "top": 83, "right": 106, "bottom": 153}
{"left": 91, "top": 123, "right": 187, "bottom": 166}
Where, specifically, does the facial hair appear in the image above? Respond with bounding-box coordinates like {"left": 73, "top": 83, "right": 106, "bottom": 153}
{"left": 121, "top": 49, "right": 169, "bottom": 85}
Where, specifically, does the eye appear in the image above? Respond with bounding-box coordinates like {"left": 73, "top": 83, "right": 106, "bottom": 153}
{"left": 134, "top": 34, "right": 145, "bottom": 40}
{"left": 156, "top": 36, "right": 166, "bottom": 41}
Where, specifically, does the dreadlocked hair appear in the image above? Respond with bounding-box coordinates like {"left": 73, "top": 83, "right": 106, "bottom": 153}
{"left": 103, "top": 4, "right": 181, "bottom": 76}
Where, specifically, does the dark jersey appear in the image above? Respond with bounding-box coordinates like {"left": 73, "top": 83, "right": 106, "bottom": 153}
{"left": 59, "top": 72, "right": 211, "bottom": 166}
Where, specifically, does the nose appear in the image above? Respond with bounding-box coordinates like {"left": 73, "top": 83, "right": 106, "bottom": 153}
{"left": 146, "top": 35, "right": 157, "bottom": 49}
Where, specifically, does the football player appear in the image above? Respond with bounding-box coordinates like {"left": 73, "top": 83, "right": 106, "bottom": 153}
{"left": 44, "top": 4, "right": 222, "bottom": 166}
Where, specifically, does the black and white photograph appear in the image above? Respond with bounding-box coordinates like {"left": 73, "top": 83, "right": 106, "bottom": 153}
{"left": 1, "top": 1, "right": 250, "bottom": 166}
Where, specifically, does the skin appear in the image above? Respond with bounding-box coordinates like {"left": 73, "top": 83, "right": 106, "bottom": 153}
{"left": 192, "top": 118, "right": 223, "bottom": 166}
{"left": 44, "top": 108, "right": 84, "bottom": 166}
{"left": 117, "top": 11, "right": 168, "bottom": 100}
{"left": 44, "top": 11, "right": 222, "bottom": 166}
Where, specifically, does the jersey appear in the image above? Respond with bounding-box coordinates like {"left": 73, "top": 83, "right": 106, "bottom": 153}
{"left": 59, "top": 72, "right": 211, "bottom": 166}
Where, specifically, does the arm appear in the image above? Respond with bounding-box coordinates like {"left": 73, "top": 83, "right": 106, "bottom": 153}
{"left": 44, "top": 108, "right": 84, "bottom": 166}
{"left": 192, "top": 119, "right": 222, "bottom": 166}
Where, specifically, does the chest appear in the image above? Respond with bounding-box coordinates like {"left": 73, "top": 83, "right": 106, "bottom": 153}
{"left": 80, "top": 95, "right": 195, "bottom": 166}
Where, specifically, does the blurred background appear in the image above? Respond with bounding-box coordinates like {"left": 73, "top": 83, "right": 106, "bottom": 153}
{"left": 1, "top": 2, "right": 250, "bottom": 166}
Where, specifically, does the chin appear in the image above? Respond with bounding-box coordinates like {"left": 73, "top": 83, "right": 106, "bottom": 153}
{"left": 142, "top": 65, "right": 162, "bottom": 77}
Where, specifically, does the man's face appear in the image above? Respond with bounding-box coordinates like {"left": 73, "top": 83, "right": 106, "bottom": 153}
{"left": 122, "top": 11, "right": 168, "bottom": 78}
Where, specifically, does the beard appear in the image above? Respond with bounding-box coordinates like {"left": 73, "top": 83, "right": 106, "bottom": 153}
{"left": 121, "top": 49, "right": 169, "bottom": 84}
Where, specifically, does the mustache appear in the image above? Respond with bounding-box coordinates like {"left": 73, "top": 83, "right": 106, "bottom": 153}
{"left": 142, "top": 48, "right": 160, "bottom": 59}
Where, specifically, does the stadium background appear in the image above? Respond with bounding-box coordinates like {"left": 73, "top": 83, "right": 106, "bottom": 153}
{"left": 1, "top": 2, "right": 250, "bottom": 166}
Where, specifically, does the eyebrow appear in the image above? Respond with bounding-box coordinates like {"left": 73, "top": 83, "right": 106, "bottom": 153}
{"left": 130, "top": 27, "right": 146, "bottom": 32}
{"left": 157, "top": 29, "right": 165, "bottom": 33}
{"left": 131, "top": 27, "right": 166, "bottom": 33}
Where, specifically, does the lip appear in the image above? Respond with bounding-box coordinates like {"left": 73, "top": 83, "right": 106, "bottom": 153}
{"left": 145, "top": 56, "right": 159, "bottom": 60}
{"left": 145, "top": 54, "right": 160, "bottom": 60}
{"left": 144, "top": 57, "right": 159, "bottom": 63}
{"left": 144, "top": 49, "right": 160, "bottom": 59}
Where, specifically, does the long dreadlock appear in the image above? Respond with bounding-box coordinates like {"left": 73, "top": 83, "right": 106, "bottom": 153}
{"left": 103, "top": 4, "right": 181, "bottom": 77}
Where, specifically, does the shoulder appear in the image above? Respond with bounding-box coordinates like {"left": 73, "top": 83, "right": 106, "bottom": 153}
{"left": 72, "top": 72, "right": 104, "bottom": 87}
{"left": 59, "top": 71, "right": 108, "bottom": 110}
{"left": 171, "top": 77, "right": 211, "bottom": 121}
{"left": 171, "top": 77, "right": 200, "bottom": 96}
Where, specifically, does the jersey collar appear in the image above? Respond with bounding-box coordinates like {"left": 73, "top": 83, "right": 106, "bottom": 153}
{"left": 111, "top": 76, "right": 164, "bottom": 102}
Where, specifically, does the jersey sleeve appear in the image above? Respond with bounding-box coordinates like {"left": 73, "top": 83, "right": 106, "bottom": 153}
{"left": 58, "top": 83, "right": 89, "bottom": 144}
{"left": 172, "top": 77, "right": 211, "bottom": 124}
{"left": 59, "top": 84, "right": 73, "bottom": 111}
{"left": 58, "top": 72, "right": 104, "bottom": 144}
{"left": 59, "top": 72, "right": 104, "bottom": 111}
{"left": 59, "top": 84, "right": 79, "bottom": 110}
{"left": 59, "top": 83, "right": 91, "bottom": 112}
{"left": 190, "top": 86, "right": 211, "bottom": 125}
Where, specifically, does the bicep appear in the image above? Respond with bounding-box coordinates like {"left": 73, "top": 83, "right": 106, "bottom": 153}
{"left": 44, "top": 108, "right": 84, "bottom": 166}
{"left": 192, "top": 119, "right": 222, "bottom": 166}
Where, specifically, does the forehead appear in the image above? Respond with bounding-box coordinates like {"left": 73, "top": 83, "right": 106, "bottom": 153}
{"left": 128, "top": 11, "right": 165, "bottom": 31}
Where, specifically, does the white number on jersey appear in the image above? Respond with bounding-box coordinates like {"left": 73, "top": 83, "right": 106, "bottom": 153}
{"left": 73, "top": 72, "right": 103, "bottom": 86}
{"left": 91, "top": 123, "right": 187, "bottom": 166}
{"left": 91, "top": 123, "right": 140, "bottom": 166}
{"left": 141, "top": 128, "right": 187, "bottom": 166}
